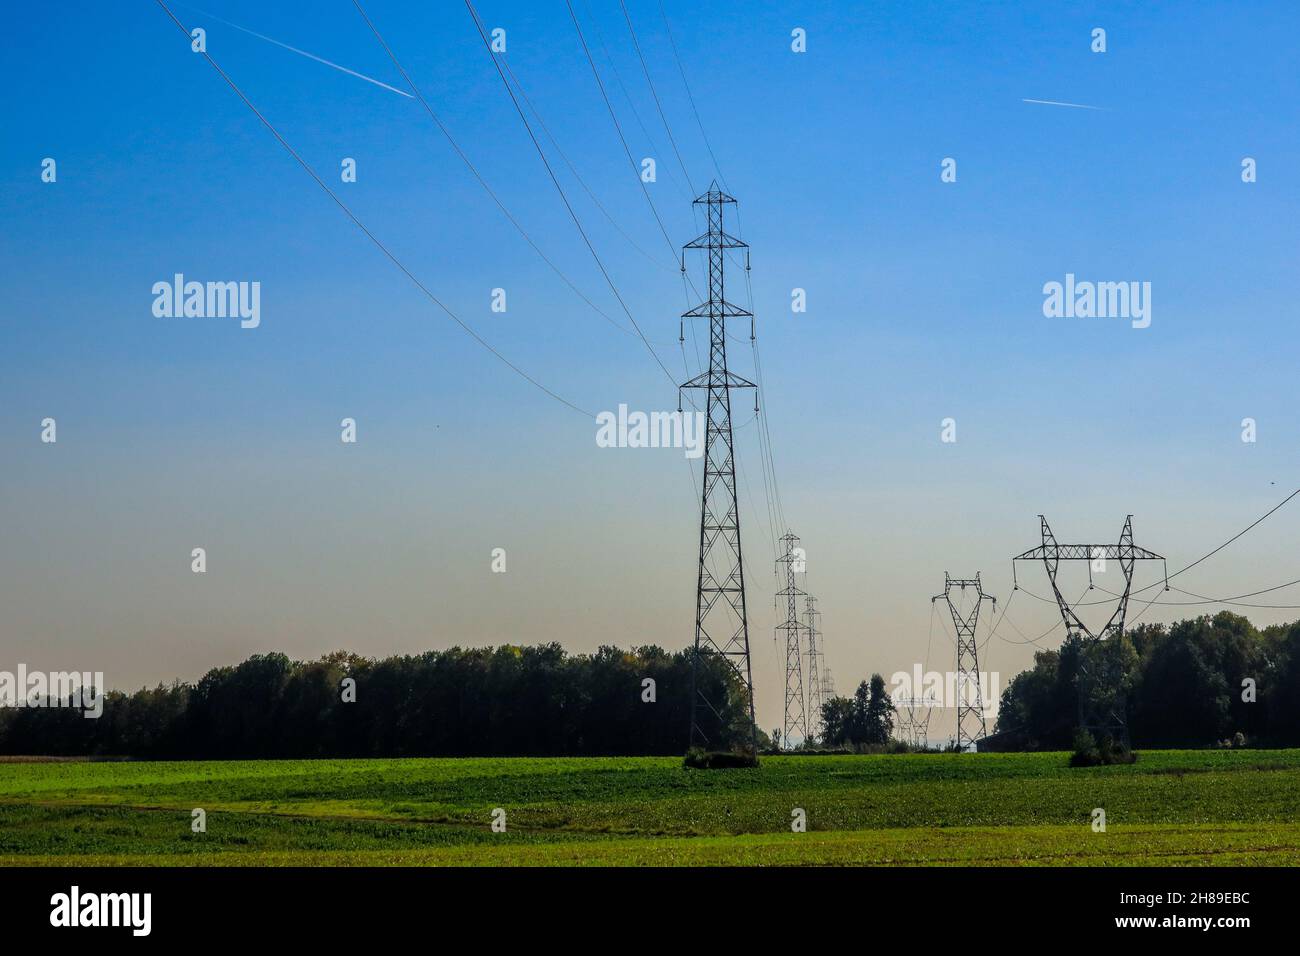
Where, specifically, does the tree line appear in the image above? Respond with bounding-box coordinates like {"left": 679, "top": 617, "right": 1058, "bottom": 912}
{"left": 6, "top": 610, "right": 1296, "bottom": 757}
{"left": 0, "top": 645, "right": 758, "bottom": 758}
{"left": 995, "top": 611, "right": 1300, "bottom": 748}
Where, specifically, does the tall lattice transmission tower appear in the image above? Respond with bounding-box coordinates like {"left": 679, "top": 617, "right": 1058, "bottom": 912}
{"left": 682, "top": 184, "right": 758, "bottom": 754}
{"left": 776, "top": 531, "right": 808, "bottom": 748}
{"left": 803, "top": 594, "right": 824, "bottom": 741}
{"left": 932, "top": 573, "right": 996, "bottom": 751}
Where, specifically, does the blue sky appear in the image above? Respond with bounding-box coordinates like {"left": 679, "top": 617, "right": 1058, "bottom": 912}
{"left": 4, "top": 1, "right": 1300, "bottom": 738}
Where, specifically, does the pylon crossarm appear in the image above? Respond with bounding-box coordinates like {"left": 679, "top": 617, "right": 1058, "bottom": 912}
{"left": 1013, "top": 544, "right": 1163, "bottom": 561}
{"left": 682, "top": 300, "right": 753, "bottom": 318}
{"left": 684, "top": 229, "right": 747, "bottom": 250}
{"left": 680, "top": 370, "right": 756, "bottom": 390}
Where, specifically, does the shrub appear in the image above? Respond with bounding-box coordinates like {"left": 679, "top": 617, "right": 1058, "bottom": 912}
{"left": 683, "top": 748, "right": 758, "bottom": 769}
{"left": 1070, "top": 730, "right": 1137, "bottom": 767}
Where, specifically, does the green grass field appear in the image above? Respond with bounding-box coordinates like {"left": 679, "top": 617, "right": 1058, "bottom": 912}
{"left": 3, "top": 749, "right": 1299, "bottom": 866}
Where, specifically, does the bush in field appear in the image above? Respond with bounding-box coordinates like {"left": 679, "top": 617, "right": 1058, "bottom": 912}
{"left": 683, "top": 748, "right": 758, "bottom": 769}
{"left": 1069, "top": 730, "right": 1137, "bottom": 767}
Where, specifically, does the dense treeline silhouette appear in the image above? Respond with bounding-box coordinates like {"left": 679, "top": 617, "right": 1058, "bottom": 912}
{"left": 995, "top": 612, "right": 1300, "bottom": 748}
{"left": 7, "top": 611, "right": 1298, "bottom": 757}
{"left": 0, "top": 645, "right": 757, "bottom": 758}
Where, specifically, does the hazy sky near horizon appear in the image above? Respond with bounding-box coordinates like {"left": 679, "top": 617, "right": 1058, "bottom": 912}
{"left": 5, "top": 1, "right": 1300, "bottom": 740}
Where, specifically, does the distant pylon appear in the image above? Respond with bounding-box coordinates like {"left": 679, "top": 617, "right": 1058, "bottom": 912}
{"left": 803, "top": 594, "right": 824, "bottom": 741}
{"left": 932, "top": 573, "right": 996, "bottom": 751}
{"left": 894, "top": 696, "right": 933, "bottom": 749}
{"left": 776, "top": 531, "right": 808, "bottom": 748}
{"left": 683, "top": 184, "right": 758, "bottom": 754}
{"left": 820, "top": 664, "right": 835, "bottom": 698}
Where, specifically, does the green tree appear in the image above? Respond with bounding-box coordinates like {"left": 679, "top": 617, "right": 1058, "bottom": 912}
{"left": 864, "top": 673, "right": 894, "bottom": 745}
{"left": 818, "top": 697, "right": 854, "bottom": 747}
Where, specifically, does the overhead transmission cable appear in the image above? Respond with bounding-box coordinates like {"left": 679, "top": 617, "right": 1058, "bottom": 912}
{"left": 349, "top": 0, "right": 675, "bottom": 347}
{"left": 152, "top": 0, "right": 592, "bottom": 418}
{"left": 567, "top": 0, "right": 687, "bottom": 264}
{"left": 617, "top": 0, "right": 695, "bottom": 196}
{"left": 492, "top": 50, "right": 677, "bottom": 274}
{"left": 657, "top": 0, "right": 728, "bottom": 190}
{"left": 461, "top": 0, "right": 681, "bottom": 392}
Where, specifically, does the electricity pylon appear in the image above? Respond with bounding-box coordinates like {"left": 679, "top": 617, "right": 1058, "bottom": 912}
{"left": 895, "top": 696, "right": 934, "bottom": 749}
{"left": 932, "top": 573, "right": 996, "bottom": 751}
{"left": 803, "top": 594, "right": 824, "bottom": 741}
{"left": 682, "top": 184, "right": 758, "bottom": 754}
{"left": 820, "top": 665, "right": 836, "bottom": 698}
{"left": 1013, "top": 516, "right": 1166, "bottom": 748}
{"left": 776, "top": 532, "right": 808, "bottom": 749}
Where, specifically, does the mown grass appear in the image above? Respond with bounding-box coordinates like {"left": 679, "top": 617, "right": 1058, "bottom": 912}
{"left": 2, "top": 750, "right": 1297, "bottom": 865}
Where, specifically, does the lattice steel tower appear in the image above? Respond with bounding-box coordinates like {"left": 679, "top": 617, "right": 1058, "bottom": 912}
{"left": 932, "top": 573, "right": 996, "bottom": 751}
{"left": 803, "top": 594, "right": 824, "bottom": 741}
{"left": 682, "top": 184, "right": 758, "bottom": 754}
{"left": 775, "top": 532, "right": 808, "bottom": 748}
{"left": 895, "top": 696, "right": 933, "bottom": 749}
{"left": 1013, "top": 516, "right": 1166, "bottom": 748}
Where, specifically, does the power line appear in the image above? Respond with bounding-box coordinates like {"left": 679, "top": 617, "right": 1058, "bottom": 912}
{"left": 1091, "top": 580, "right": 1300, "bottom": 609}
{"left": 618, "top": 0, "right": 695, "bottom": 196}
{"left": 153, "top": 0, "right": 592, "bottom": 418}
{"left": 978, "top": 585, "right": 1018, "bottom": 653}
{"left": 583, "top": 0, "right": 692, "bottom": 204}
{"left": 583, "top": 0, "right": 787, "bottom": 573}
{"left": 657, "top": 0, "right": 728, "bottom": 190}
{"left": 995, "top": 600, "right": 1072, "bottom": 649}
{"left": 560, "top": 0, "right": 713, "bottom": 422}
{"left": 492, "top": 48, "right": 678, "bottom": 274}
{"left": 461, "top": 0, "right": 680, "bottom": 391}
{"left": 1165, "top": 583, "right": 1300, "bottom": 609}
{"left": 924, "top": 599, "right": 937, "bottom": 674}
{"left": 349, "top": 0, "right": 673, "bottom": 346}
{"left": 1159, "top": 486, "right": 1300, "bottom": 585}
{"left": 567, "top": 0, "right": 685, "bottom": 261}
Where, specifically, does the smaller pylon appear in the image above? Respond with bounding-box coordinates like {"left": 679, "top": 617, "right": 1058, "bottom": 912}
{"left": 776, "top": 532, "right": 808, "bottom": 749}
{"left": 932, "top": 573, "right": 996, "bottom": 751}
{"left": 894, "top": 696, "right": 934, "bottom": 749}
{"left": 803, "top": 595, "right": 824, "bottom": 741}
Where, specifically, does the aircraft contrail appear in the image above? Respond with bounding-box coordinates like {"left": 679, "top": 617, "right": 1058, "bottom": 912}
{"left": 1022, "top": 98, "right": 1105, "bottom": 111}
{"left": 179, "top": 5, "right": 412, "bottom": 98}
